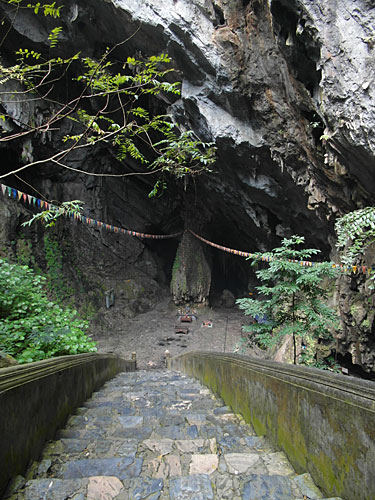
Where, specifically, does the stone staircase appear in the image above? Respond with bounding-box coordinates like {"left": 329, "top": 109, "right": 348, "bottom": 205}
{"left": 6, "top": 370, "right": 343, "bottom": 500}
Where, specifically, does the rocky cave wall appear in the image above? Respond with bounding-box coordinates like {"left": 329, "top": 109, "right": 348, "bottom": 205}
{"left": 1, "top": 0, "right": 375, "bottom": 370}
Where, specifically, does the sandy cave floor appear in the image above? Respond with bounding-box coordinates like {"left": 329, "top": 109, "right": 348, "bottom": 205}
{"left": 93, "top": 299, "right": 256, "bottom": 370}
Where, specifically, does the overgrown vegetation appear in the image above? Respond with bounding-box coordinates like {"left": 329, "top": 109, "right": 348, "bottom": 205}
{"left": 335, "top": 206, "right": 375, "bottom": 288}
{"left": 236, "top": 236, "right": 339, "bottom": 367}
{"left": 0, "top": 258, "right": 96, "bottom": 363}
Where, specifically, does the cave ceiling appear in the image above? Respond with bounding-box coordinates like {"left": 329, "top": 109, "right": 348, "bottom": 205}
{"left": 1, "top": 0, "right": 375, "bottom": 269}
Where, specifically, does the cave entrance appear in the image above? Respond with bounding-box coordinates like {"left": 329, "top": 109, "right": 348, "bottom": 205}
{"left": 208, "top": 248, "right": 253, "bottom": 307}
{"left": 336, "top": 352, "right": 375, "bottom": 381}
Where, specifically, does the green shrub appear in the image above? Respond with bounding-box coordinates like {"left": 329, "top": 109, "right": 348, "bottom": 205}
{"left": 0, "top": 258, "right": 97, "bottom": 363}
{"left": 236, "top": 236, "right": 339, "bottom": 365}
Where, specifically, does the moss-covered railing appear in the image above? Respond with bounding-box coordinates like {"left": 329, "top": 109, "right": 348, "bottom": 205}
{"left": 0, "top": 353, "right": 135, "bottom": 498}
{"left": 169, "top": 352, "right": 375, "bottom": 500}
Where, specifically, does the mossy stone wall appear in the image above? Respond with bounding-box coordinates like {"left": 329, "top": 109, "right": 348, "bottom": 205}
{"left": 0, "top": 353, "right": 135, "bottom": 498}
{"left": 170, "top": 352, "right": 375, "bottom": 500}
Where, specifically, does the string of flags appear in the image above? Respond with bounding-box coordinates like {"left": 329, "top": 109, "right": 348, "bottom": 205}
{"left": 0, "top": 183, "right": 182, "bottom": 240}
{"left": 0, "top": 182, "right": 371, "bottom": 275}
{"left": 189, "top": 229, "right": 255, "bottom": 258}
{"left": 188, "top": 233, "right": 371, "bottom": 276}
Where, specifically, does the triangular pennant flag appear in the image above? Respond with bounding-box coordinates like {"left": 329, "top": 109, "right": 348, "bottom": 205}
{"left": 17, "top": 191, "right": 22, "bottom": 201}
{"left": 27, "top": 195, "right": 32, "bottom": 204}
{"left": 12, "top": 189, "right": 17, "bottom": 199}
{"left": 22, "top": 193, "right": 27, "bottom": 203}
{"left": 362, "top": 266, "right": 367, "bottom": 274}
{"left": 7, "top": 186, "right": 11, "bottom": 196}
{"left": 352, "top": 266, "right": 357, "bottom": 274}
{"left": 1, "top": 184, "right": 6, "bottom": 195}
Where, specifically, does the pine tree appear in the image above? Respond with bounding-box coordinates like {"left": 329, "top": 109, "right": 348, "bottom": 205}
{"left": 236, "top": 235, "right": 339, "bottom": 365}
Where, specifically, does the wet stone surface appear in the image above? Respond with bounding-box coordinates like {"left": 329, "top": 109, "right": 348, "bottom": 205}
{"left": 8, "top": 370, "right": 342, "bottom": 500}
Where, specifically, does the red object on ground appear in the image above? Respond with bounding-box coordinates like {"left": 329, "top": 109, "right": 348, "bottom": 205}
{"left": 180, "top": 315, "right": 193, "bottom": 323}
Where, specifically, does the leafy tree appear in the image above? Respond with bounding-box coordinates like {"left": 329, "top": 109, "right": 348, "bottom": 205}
{"left": 335, "top": 206, "right": 375, "bottom": 288}
{"left": 236, "top": 235, "right": 339, "bottom": 365}
{"left": 0, "top": 258, "right": 96, "bottom": 363}
{"left": 0, "top": 0, "right": 216, "bottom": 197}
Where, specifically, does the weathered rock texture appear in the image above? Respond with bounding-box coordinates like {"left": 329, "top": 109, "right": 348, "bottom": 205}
{"left": 170, "top": 231, "right": 211, "bottom": 304}
{"left": 1, "top": 0, "right": 375, "bottom": 370}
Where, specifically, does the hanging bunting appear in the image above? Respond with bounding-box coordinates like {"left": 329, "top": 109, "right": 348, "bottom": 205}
{"left": 0, "top": 180, "right": 372, "bottom": 272}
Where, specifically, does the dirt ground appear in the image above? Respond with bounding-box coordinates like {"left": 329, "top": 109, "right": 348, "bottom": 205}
{"left": 94, "top": 298, "right": 255, "bottom": 370}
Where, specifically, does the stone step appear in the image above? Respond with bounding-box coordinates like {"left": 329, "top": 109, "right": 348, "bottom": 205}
{"left": 7, "top": 370, "right": 343, "bottom": 500}
{"left": 9, "top": 474, "right": 341, "bottom": 500}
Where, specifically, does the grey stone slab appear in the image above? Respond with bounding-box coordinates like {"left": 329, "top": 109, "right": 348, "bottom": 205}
{"left": 217, "top": 436, "right": 246, "bottom": 452}
{"left": 185, "top": 413, "right": 207, "bottom": 426}
{"left": 113, "top": 440, "right": 138, "bottom": 458}
{"left": 84, "top": 400, "right": 121, "bottom": 409}
{"left": 112, "top": 425, "right": 152, "bottom": 440}
{"left": 59, "top": 457, "right": 143, "bottom": 480}
{"left": 117, "top": 406, "right": 136, "bottom": 416}
{"left": 23, "top": 479, "right": 83, "bottom": 500}
{"left": 153, "top": 425, "right": 186, "bottom": 440}
{"left": 213, "top": 406, "right": 232, "bottom": 415}
{"left": 224, "top": 453, "right": 264, "bottom": 474}
{"left": 118, "top": 415, "right": 144, "bottom": 427}
{"left": 293, "top": 473, "right": 323, "bottom": 499}
{"left": 131, "top": 477, "right": 163, "bottom": 500}
{"left": 60, "top": 440, "right": 89, "bottom": 453}
{"left": 93, "top": 440, "right": 112, "bottom": 455}
{"left": 242, "top": 474, "right": 294, "bottom": 500}
{"left": 198, "top": 425, "right": 224, "bottom": 439}
{"left": 244, "top": 436, "right": 267, "bottom": 450}
{"left": 187, "top": 425, "right": 199, "bottom": 439}
{"left": 169, "top": 475, "right": 214, "bottom": 500}
{"left": 175, "top": 439, "right": 205, "bottom": 453}
{"left": 57, "top": 428, "right": 105, "bottom": 440}
{"left": 143, "top": 439, "right": 174, "bottom": 456}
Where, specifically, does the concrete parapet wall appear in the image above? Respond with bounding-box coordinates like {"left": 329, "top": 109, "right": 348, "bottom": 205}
{"left": 0, "top": 353, "right": 135, "bottom": 498}
{"left": 169, "top": 352, "right": 375, "bottom": 500}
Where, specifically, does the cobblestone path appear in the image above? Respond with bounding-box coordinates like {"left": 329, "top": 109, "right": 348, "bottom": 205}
{"left": 9, "top": 370, "right": 342, "bottom": 500}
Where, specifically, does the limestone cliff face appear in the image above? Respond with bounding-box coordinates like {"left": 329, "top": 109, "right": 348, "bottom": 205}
{"left": 0, "top": 0, "right": 375, "bottom": 370}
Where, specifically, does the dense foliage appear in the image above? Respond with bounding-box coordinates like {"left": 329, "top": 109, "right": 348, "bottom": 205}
{"left": 236, "top": 236, "right": 339, "bottom": 366}
{"left": 0, "top": 258, "right": 96, "bottom": 363}
{"left": 335, "top": 206, "right": 375, "bottom": 287}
